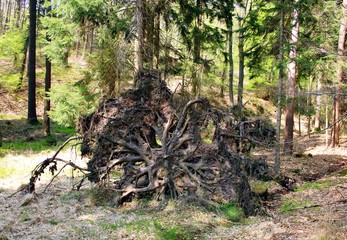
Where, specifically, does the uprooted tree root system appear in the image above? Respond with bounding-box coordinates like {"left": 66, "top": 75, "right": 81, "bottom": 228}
{"left": 23, "top": 72, "right": 275, "bottom": 215}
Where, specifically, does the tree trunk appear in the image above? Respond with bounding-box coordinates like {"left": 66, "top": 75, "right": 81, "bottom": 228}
{"left": 221, "top": 35, "right": 227, "bottom": 98}
{"left": 43, "top": 2, "right": 52, "bottom": 136}
{"left": 17, "top": 35, "right": 29, "bottom": 90}
{"left": 237, "top": 17, "right": 245, "bottom": 118}
{"left": 314, "top": 71, "right": 322, "bottom": 130}
{"left": 332, "top": 0, "right": 347, "bottom": 147}
{"left": 274, "top": 1, "right": 284, "bottom": 174}
{"left": 154, "top": 5, "right": 160, "bottom": 69}
{"left": 81, "top": 32, "right": 88, "bottom": 60}
{"left": 89, "top": 28, "right": 94, "bottom": 54}
{"left": 27, "top": 0, "right": 38, "bottom": 125}
{"left": 15, "top": 0, "right": 21, "bottom": 28}
{"left": 3, "top": 0, "right": 10, "bottom": 31}
{"left": 227, "top": 22, "right": 234, "bottom": 106}
{"left": 191, "top": 0, "right": 201, "bottom": 97}
{"left": 307, "top": 76, "right": 313, "bottom": 137}
{"left": 283, "top": 3, "right": 300, "bottom": 154}
{"left": 134, "top": 0, "right": 144, "bottom": 83}
{"left": 0, "top": 0, "right": 3, "bottom": 34}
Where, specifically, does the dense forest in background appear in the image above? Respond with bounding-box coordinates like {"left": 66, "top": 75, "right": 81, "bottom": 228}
{"left": 0, "top": 0, "right": 346, "bottom": 167}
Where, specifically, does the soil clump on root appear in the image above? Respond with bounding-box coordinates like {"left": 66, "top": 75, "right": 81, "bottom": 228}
{"left": 77, "top": 71, "right": 274, "bottom": 215}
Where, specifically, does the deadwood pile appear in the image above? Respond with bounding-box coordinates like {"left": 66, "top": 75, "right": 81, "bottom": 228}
{"left": 26, "top": 72, "right": 276, "bottom": 216}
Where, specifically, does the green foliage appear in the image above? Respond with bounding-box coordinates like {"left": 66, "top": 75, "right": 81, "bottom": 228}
{"left": 338, "top": 168, "right": 347, "bottom": 176}
{"left": 49, "top": 219, "right": 59, "bottom": 225}
{"left": 0, "top": 73, "right": 21, "bottom": 92}
{"left": 0, "top": 28, "right": 27, "bottom": 64}
{"left": 48, "top": 84, "right": 97, "bottom": 127}
{"left": 85, "top": 38, "right": 132, "bottom": 97}
{"left": 280, "top": 198, "right": 314, "bottom": 213}
{"left": 294, "top": 181, "right": 334, "bottom": 192}
{"left": 219, "top": 203, "right": 244, "bottom": 222}
{"left": 250, "top": 180, "right": 270, "bottom": 195}
{"left": 21, "top": 213, "right": 30, "bottom": 222}
{"left": 41, "top": 17, "right": 75, "bottom": 66}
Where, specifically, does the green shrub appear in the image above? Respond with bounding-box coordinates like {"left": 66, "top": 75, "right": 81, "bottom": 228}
{"left": 219, "top": 203, "right": 244, "bottom": 222}
{"left": 48, "top": 84, "right": 97, "bottom": 127}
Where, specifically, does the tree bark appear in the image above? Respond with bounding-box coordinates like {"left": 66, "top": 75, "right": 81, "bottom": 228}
{"left": 283, "top": 2, "right": 300, "bottom": 154}
{"left": 17, "top": 35, "right": 29, "bottom": 90}
{"left": 43, "top": 1, "right": 52, "bottom": 136}
{"left": 227, "top": 21, "right": 234, "bottom": 106}
{"left": 191, "top": 0, "right": 201, "bottom": 96}
{"left": 154, "top": 3, "right": 160, "bottom": 69}
{"left": 274, "top": 0, "right": 284, "bottom": 174}
{"left": 27, "top": 0, "right": 38, "bottom": 125}
{"left": 237, "top": 19, "right": 244, "bottom": 118}
{"left": 134, "top": 0, "right": 144, "bottom": 83}
{"left": 332, "top": 0, "right": 347, "bottom": 147}
{"left": 314, "top": 71, "right": 322, "bottom": 130}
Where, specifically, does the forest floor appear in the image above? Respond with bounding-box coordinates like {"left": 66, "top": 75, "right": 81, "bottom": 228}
{"left": 1, "top": 119, "right": 347, "bottom": 239}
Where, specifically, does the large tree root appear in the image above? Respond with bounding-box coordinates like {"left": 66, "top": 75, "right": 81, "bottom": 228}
{"left": 17, "top": 72, "right": 274, "bottom": 216}
{"left": 77, "top": 72, "right": 274, "bottom": 215}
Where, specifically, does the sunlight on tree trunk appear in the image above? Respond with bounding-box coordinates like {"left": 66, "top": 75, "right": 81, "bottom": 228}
{"left": 274, "top": 0, "right": 285, "bottom": 174}
{"left": 134, "top": 0, "right": 144, "bottom": 84}
{"left": 332, "top": 0, "right": 347, "bottom": 147}
{"left": 283, "top": 2, "right": 300, "bottom": 154}
{"left": 314, "top": 71, "right": 322, "bottom": 130}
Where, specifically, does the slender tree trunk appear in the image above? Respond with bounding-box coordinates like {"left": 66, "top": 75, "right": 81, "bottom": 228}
{"left": 15, "top": 0, "right": 20, "bottom": 28}
{"left": 283, "top": 3, "right": 300, "bottom": 154}
{"left": 154, "top": 6, "right": 160, "bottom": 69}
{"left": 18, "top": 35, "right": 29, "bottom": 89}
{"left": 82, "top": 32, "right": 88, "bottom": 60}
{"left": 332, "top": 0, "right": 347, "bottom": 147}
{"left": 314, "top": 71, "right": 322, "bottom": 130}
{"left": 3, "top": 0, "right": 10, "bottom": 31}
{"left": 89, "top": 28, "right": 94, "bottom": 54}
{"left": 191, "top": 0, "right": 201, "bottom": 97}
{"left": 43, "top": 50, "right": 52, "bottom": 136}
{"left": 134, "top": 0, "right": 144, "bottom": 83}
{"left": 227, "top": 22, "right": 234, "bottom": 106}
{"left": 43, "top": 1, "right": 52, "bottom": 136}
{"left": 274, "top": 1, "right": 284, "bottom": 174}
{"left": 298, "top": 112, "right": 301, "bottom": 137}
{"left": 27, "top": 0, "right": 38, "bottom": 124}
{"left": 307, "top": 75, "right": 313, "bottom": 137}
{"left": 237, "top": 20, "right": 244, "bottom": 118}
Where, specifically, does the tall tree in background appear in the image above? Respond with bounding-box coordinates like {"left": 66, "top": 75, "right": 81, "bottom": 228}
{"left": 332, "top": 0, "right": 347, "bottom": 147}
{"left": 134, "top": 0, "right": 144, "bottom": 83}
{"left": 274, "top": 0, "right": 285, "bottom": 174}
{"left": 283, "top": 1, "right": 300, "bottom": 154}
{"left": 43, "top": 0, "right": 51, "bottom": 136}
{"left": 27, "top": 0, "right": 38, "bottom": 124}
{"left": 236, "top": 1, "right": 248, "bottom": 117}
